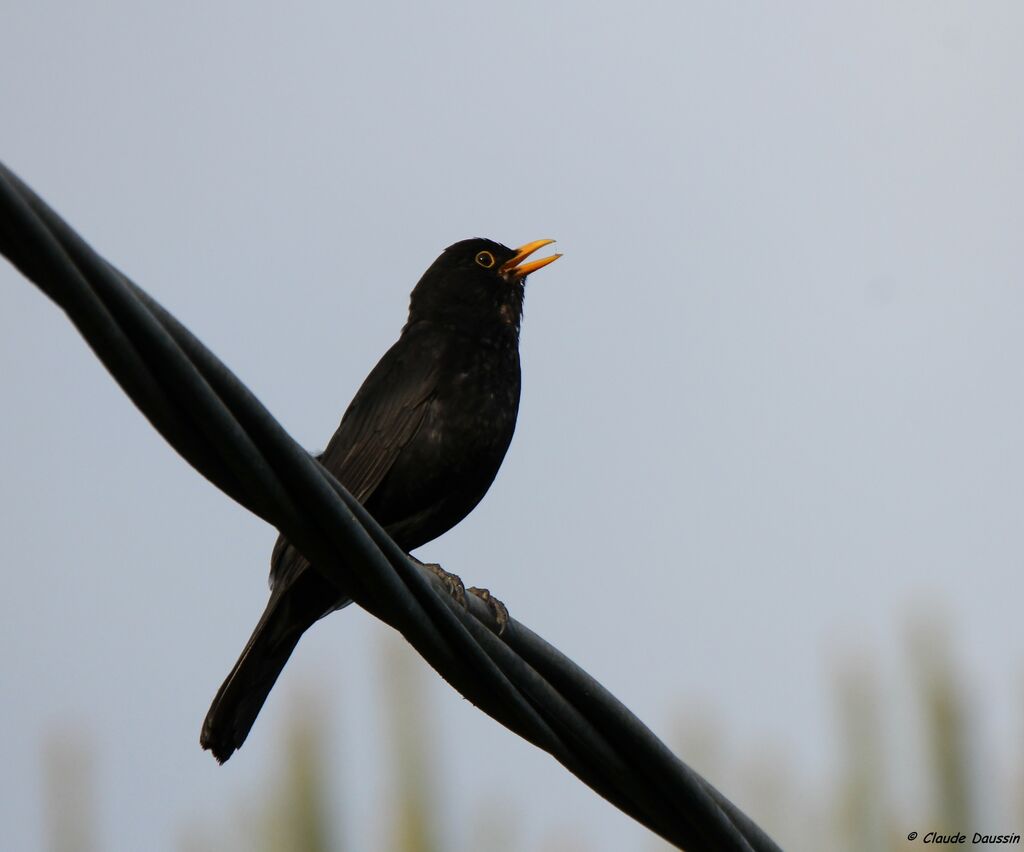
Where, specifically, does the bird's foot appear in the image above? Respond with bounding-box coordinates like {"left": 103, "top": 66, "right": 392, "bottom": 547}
{"left": 423, "top": 562, "right": 466, "bottom": 607}
{"left": 468, "top": 587, "right": 509, "bottom": 634}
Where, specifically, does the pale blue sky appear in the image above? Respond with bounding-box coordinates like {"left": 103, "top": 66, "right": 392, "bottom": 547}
{"left": 2, "top": 3, "right": 1023, "bottom": 849}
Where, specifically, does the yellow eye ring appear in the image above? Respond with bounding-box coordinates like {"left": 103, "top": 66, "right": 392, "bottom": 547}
{"left": 475, "top": 250, "right": 496, "bottom": 269}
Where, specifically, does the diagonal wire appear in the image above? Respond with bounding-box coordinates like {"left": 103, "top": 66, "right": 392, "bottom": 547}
{"left": 0, "top": 161, "right": 781, "bottom": 852}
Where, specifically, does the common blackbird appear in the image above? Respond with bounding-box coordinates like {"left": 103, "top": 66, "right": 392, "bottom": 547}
{"left": 201, "top": 237, "right": 560, "bottom": 763}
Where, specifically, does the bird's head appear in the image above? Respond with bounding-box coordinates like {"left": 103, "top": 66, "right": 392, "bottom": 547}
{"left": 407, "top": 238, "right": 560, "bottom": 335}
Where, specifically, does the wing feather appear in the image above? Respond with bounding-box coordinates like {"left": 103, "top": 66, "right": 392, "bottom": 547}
{"left": 268, "top": 325, "right": 442, "bottom": 595}
{"left": 320, "top": 330, "right": 439, "bottom": 503}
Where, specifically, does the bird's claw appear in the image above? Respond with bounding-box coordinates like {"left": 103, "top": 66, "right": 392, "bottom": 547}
{"left": 423, "top": 562, "right": 466, "bottom": 607}
{"left": 468, "top": 587, "right": 509, "bottom": 635}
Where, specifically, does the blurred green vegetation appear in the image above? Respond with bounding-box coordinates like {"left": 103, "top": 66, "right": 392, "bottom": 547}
{"left": 43, "top": 730, "right": 97, "bottom": 852}
{"left": 41, "top": 622, "right": 1016, "bottom": 851}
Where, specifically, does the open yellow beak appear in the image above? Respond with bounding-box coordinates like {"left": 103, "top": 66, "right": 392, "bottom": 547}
{"left": 500, "top": 238, "right": 562, "bottom": 280}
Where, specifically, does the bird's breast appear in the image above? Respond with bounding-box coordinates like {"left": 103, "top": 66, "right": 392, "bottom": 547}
{"left": 367, "top": 341, "right": 521, "bottom": 550}
{"left": 429, "top": 350, "right": 521, "bottom": 453}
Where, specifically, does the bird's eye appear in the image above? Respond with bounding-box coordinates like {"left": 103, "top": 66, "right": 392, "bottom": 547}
{"left": 475, "top": 251, "right": 496, "bottom": 269}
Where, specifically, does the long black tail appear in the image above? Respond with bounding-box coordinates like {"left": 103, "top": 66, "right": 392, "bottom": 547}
{"left": 201, "top": 571, "right": 342, "bottom": 763}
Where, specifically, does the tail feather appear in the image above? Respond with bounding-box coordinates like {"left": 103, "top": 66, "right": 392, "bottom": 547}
{"left": 202, "top": 559, "right": 351, "bottom": 764}
{"left": 200, "top": 595, "right": 306, "bottom": 763}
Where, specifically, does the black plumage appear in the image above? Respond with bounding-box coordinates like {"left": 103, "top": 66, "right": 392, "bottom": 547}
{"left": 201, "top": 237, "right": 560, "bottom": 762}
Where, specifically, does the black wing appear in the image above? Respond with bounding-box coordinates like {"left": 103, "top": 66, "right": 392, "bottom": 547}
{"left": 268, "top": 323, "right": 441, "bottom": 593}
{"left": 320, "top": 324, "right": 440, "bottom": 502}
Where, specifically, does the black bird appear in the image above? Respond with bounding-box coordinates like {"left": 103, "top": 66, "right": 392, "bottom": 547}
{"left": 201, "top": 237, "right": 560, "bottom": 763}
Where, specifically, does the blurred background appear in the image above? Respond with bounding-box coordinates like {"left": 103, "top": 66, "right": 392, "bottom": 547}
{"left": 2, "top": 3, "right": 1022, "bottom": 850}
